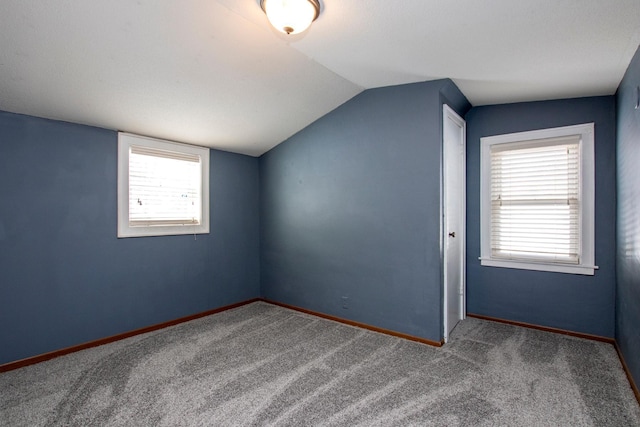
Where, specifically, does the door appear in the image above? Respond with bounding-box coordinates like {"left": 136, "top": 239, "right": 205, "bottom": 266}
{"left": 443, "top": 105, "right": 466, "bottom": 342}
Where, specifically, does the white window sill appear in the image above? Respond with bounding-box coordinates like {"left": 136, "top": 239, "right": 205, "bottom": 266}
{"left": 479, "top": 258, "right": 597, "bottom": 276}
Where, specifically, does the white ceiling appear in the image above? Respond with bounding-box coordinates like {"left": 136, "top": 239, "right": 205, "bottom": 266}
{"left": 1, "top": 1, "right": 639, "bottom": 156}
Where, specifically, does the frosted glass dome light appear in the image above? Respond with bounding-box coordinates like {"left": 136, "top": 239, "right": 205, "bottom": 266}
{"left": 260, "top": 0, "right": 321, "bottom": 35}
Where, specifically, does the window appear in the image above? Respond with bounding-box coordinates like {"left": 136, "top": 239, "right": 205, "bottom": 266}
{"left": 117, "top": 133, "right": 209, "bottom": 238}
{"left": 480, "top": 123, "right": 597, "bottom": 275}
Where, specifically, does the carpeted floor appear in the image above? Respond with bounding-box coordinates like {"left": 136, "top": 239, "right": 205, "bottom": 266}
{"left": 1, "top": 302, "right": 639, "bottom": 426}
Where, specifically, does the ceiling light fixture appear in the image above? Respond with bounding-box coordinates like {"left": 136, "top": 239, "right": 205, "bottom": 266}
{"left": 260, "top": 0, "right": 321, "bottom": 35}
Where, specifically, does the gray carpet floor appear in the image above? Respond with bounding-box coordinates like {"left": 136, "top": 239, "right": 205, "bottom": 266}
{"left": 1, "top": 301, "right": 639, "bottom": 426}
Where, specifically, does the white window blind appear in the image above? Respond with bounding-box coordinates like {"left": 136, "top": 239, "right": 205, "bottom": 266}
{"left": 490, "top": 136, "right": 580, "bottom": 264}
{"left": 128, "top": 145, "right": 202, "bottom": 226}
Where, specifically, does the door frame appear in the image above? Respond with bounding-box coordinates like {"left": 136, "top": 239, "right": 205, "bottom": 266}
{"left": 442, "top": 104, "right": 466, "bottom": 343}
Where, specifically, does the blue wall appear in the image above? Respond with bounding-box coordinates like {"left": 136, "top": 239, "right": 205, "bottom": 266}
{"left": 260, "top": 79, "right": 469, "bottom": 342}
{"left": 616, "top": 46, "right": 640, "bottom": 389}
{"left": 0, "top": 111, "right": 260, "bottom": 365}
{"left": 465, "top": 97, "right": 617, "bottom": 337}
{"left": 2, "top": 73, "right": 628, "bottom": 366}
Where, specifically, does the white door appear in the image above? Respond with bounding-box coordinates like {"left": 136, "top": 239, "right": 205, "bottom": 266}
{"left": 443, "top": 105, "right": 466, "bottom": 342}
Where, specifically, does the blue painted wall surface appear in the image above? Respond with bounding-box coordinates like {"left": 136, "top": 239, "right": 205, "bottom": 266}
{"left": 465, "top": 97, "right": 617, "bottom": 337}
{"left": 0, "top": 111, "right": 260, "bottom": 364}
{"left": 616, "top": 46, "right": 640, "bottom": 389}
{"left": 260, "top": 79, "right": 469, "bottom": 342}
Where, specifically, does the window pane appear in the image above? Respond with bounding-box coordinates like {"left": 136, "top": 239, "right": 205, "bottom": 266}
{"left": 129, "top": 148, "right": 202, "bottom": 225}
{"left": 490, "top": 139, "right": 580, "bottom": 264}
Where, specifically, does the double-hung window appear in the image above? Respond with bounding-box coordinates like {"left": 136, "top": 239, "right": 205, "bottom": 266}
{"left": 480, "top": 123, "right": 596, "bottom": 275}
{"left": 117, "top": 133, "right": 210, "bottom": 238}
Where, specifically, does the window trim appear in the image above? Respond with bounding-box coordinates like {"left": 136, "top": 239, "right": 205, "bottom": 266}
{"left": 117, "top": 132, "right": 210, "bottom": 238}
{"left": 480, "top": 123, "right": 597, "bottom": 275}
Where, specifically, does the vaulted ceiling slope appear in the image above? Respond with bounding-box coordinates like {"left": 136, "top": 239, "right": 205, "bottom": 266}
{"left": 1, "top": 1, "right": 639, "bottom": 156}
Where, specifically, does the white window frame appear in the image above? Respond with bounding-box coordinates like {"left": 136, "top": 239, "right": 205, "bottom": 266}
{"left": 117, "top": 132, "right": 210, "bottom": 238}
{"left": 480, "top": 123, "right": 597, "bottom": 275}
